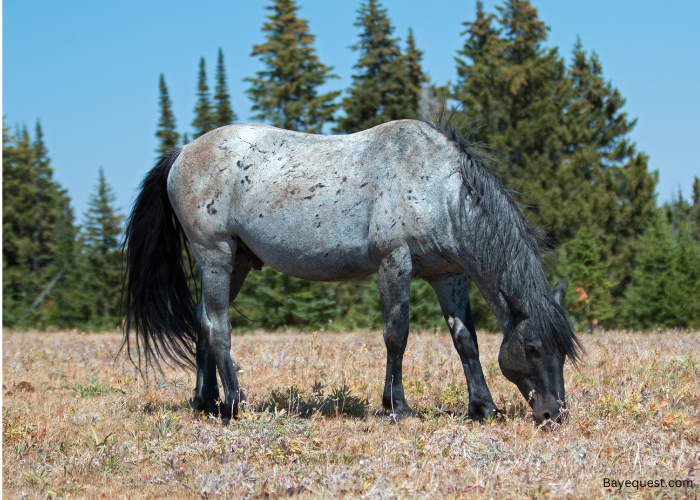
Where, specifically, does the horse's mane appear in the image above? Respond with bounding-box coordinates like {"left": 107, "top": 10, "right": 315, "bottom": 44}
{"left": 427, "top": 110, "right": 582, "bottom": 364}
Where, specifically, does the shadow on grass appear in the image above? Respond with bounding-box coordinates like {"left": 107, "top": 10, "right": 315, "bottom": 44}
{"left": 260, "top": 381, "right": 369, "bottom": 419}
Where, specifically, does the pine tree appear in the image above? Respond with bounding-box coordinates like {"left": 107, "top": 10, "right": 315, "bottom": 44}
{"left": 404, "top": 28, "right": 429, "bottom": 119}
{"left": 561, "top": 226, "right": 614, "bottom": 330}
{"left": 2, "top": 120, "right": 76, "bottom": 328}
{"left": 80, "top": 168, "right": 125, "bottom": 329}
{"left": 675, "top": 223, "right": 700, "bottom": 327}
{"left": 623, "top": 212, "right": 684, "bottom": 329}
{"left": 192, "top": 58, "right": 216, "bottom": 138}
{"left": 155, "top": 74, "right": 180, "bottom": 153}
{"left": 453, "top": 1, "right": 657, "bottom": 324}
{"left": 566, "top": 40, "right": 657, "bottom": 293}
{"left": 335, "top": 0, "right": 417, "bottom": 133}
{"left": 214, "top": 48, "right": 238, "bottom": 128}
{"left": 231, "top": 267, "right": 340, "bottom": 330}
{"left": 245, "top": 0, "right": 340, "bottom": 133}
{"left": 690, "top": 176, "right": 700, "bottom": 239}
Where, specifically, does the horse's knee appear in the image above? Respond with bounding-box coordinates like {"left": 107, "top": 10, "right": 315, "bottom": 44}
{"left": 208, "top": 334, "right": 230, "bottom": 356}
{"left": 452, "top": 324, "right": 478, "bottom": 358}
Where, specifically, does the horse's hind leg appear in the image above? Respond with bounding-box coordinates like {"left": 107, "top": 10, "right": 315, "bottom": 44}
{"left": 377, "top": 246, "right": 419, "bottom": 419}
{"left": 190, "top": 301, "right": 220, "bottom": 414}
{"left": 190, "top": 250, "right": 253, "bottom": 414}
{"left": 428, "top": 272, "right": 498, "bottom": 421}
{"left": 189, "top": 237, "right": 244, "bottom": 420}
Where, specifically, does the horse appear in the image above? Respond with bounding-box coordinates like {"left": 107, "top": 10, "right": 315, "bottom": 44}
{"left": 122, "top": 112, "right": 582, "bottom": 425}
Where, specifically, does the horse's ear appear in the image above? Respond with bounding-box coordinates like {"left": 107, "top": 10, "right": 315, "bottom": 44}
{"left": 552, "top": 279, "right": 567, "bottom": 306}
{"left": 500, "top": 289, "right": 529, "bottom": 319}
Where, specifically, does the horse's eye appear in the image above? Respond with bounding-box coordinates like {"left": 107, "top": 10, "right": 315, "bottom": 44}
{"left": 526, "top": 345, "right": 541, "bottom": 357}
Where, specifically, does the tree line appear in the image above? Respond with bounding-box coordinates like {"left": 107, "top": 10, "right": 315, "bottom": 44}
{"left": 4, "top": 0, "right": 699, "bottom": 332}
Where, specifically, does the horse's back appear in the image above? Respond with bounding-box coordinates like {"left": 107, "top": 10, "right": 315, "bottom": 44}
{"left": 168, "top": 121, "right": 464, "bottom": 281}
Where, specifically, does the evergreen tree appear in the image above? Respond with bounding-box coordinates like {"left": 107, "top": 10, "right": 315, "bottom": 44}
{"left": 663, "top": 186, "right": 700, "bottom": 260}
{"left": 192, "top": 58, "right": 216, "bottom": 138}
{"left": 231, "top": 267, "right": 340, "bottom": 330}
{"left": 2, "top": 120, "right": 76, "bottom": 328}
{"left": 404, "top": 28, "right": 429, "bottom": 119}
{"left": 335, "top": 0, "right": 418, "bottom": 133}
{"left": 566, "top": 40, "right": 657, "bottom": 292}
{"left": 561, "top": 226, "right": 614, "bottom": 330}
{"left": 245, "top": 0, "right": 340, "bottom": 132}
{"left": 155, "top": 74, "right": 180, "bottom": 153}
{"left": 214, "top": 48, "right": 238, "bottom": 127}
{"left": 675, "top": 223, "right": 700, "bottom": 327}
{"left": 623, "top": 212, "right": 692, "bottom": 329}
{"left": 693, "top": 176, "right": 700, "bottom": 238}
{"left": 80, "top": 168, "right": 125, "bottom": 329}
{"left": 453, "top": 1, "right": 657, "bottom": 324}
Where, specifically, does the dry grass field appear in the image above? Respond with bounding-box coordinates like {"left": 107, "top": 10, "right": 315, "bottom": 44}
{"left": 2, "top": 328, "right": 699, "bottom": 499}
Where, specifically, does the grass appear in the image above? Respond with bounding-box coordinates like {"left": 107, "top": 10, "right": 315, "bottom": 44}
{"left": 2, "top": 328, "right": 699, "bottom": 499}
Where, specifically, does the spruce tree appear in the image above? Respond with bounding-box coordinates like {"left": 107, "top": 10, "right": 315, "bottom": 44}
{"left": 404, "top": 28, "right": 429, "bottom": 119}
{"left": 623, "top": 212, "right": 683, "bottom": 329}
{"left": 192, "top": 58, "right": 216, "bottom": 138}
{"left": 453, "top": 1, "right": 658, "bottom": 323}
{"left": 566, "top": 40, "right": 657, "bottom": 292}
{"left": 232, "top": 266, "right": 340, "bottom": 330}
{"left": 561, "top": 226, "right": 614, "bottom": 330}
{"left": 675, "top": 223, "right": 700, "bottom": 327}
{"left": 335, "top": 0, "right": 417, "bottom": 133}
{"left": 155, "top": 74, "right": 180, "bottom": 153}
{"left": 81, "top": 168, "right": 125, "bottom": 329}
{"left": 2, "top": 120, "right": 76, "bottom": 328}
{"left": 245, "top": 0, "right": 340, "bottom": 132}
{"left": 214, "top": 48, "right": 238, "bottom": 128}
{"left": 690, "top": 176, "right": 700, "bottom": 239}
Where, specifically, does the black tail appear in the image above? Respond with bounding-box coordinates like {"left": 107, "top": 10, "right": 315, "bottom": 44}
{"left": 121, "top": 146, "right": 197, "bottom": 371}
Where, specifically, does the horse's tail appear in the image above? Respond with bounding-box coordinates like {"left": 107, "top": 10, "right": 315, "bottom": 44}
{"left": 121, "top": 146, "right": 197, "bottom": 371}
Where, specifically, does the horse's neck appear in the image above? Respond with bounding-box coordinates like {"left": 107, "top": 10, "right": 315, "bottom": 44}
{"left": 463, "top": 224, "right": 545, "bottom": 328}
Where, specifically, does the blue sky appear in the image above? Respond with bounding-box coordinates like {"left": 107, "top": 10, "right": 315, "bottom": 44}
{"left": 4, "top": 1, "right": 699, "bottom": 220}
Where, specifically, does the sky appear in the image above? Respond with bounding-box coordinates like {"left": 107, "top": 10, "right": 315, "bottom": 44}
{"left": 4, "top": 0, "right": 699, "bottom": 220}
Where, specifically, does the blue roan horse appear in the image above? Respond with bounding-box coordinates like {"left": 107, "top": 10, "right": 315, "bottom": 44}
{"left": 122, "top": 113, "right": 581, "bottom": 424}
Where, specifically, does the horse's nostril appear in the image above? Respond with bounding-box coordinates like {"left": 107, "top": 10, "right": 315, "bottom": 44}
{"left": 543, "top": 411, "right": 551, "bottom": 421}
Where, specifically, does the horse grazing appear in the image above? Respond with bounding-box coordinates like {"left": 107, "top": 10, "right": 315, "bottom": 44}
{"left": 122, "top": 113, "right": 581, "bottom": 424}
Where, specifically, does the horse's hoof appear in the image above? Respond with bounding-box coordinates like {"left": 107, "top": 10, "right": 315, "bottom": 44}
{"left": 468, "top": 402, "right": 500, "bottom": 422}
{"left": 189, "top": 397, "right": 207, "bottom": 412}
{"left": 387, "top": 408, "right": 422, "bottom": 423}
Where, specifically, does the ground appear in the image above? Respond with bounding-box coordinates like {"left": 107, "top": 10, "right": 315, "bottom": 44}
{"left": 2, "top": 329, "right": 699, "bottom": 499}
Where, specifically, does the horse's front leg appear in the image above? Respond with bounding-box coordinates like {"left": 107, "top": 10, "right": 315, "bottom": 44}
{"left": 429, "top": 273, "right": 498, "bottom": 421}
{"left": 377, "top": 246, "right": 419, "bottom": 419}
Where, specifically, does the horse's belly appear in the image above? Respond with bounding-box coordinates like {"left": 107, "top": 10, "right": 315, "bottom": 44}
{"left": 232, "top": 204, "right": 376, "bottom": 281}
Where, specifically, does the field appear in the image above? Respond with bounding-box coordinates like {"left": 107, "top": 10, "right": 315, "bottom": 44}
{"left": 2, "top": 329, "right": 699, "bottom": 499}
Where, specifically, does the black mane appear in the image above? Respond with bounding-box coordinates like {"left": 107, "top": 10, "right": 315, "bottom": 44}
{"left": 428, "top": 111, "right": 582, "bottom": 364}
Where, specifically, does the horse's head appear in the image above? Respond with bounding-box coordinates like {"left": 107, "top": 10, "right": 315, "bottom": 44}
{"left": 498, "top": 280, "right": 574, "bottom": 425}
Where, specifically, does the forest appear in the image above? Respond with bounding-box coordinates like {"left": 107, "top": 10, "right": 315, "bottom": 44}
{"left": 3, "top": 0, "right": 699, "bottom": 333}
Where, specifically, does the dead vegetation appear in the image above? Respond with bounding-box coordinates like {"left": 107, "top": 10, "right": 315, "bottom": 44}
{"left": 3, "top": 329, "right": 699, "bottom": 499}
